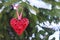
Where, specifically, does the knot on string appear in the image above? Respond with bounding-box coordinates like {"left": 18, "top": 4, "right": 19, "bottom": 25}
{"left": 13, "top": 3, "right": 19, "bottom": 10}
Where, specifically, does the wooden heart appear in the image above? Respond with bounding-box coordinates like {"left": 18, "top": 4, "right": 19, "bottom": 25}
{"left": 10, "top": 18, "right": 29, "bottom": 36}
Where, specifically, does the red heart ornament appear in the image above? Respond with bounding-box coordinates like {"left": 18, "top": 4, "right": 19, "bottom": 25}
{"left": 10, "top": 18, "right": 29, "bottom": 36}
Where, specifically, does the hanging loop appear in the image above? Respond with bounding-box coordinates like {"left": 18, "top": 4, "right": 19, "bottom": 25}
{"left": 13, "top": 4, "right": 23, "bottom": 20}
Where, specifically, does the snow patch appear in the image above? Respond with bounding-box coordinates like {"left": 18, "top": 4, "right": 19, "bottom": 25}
{"left": 55, "top": 0, "right": 60, "bottom": 2}
{"left": 0, "top": 6, "right": 5, "bottom": 13}
{"left": 29, "top": 37, "right": 32, "bottom": 40}
{"left": 39, "top": 34, "right": 44, "bottom": 39}
{"left": 0, "top": 1, "right": 2, "bottom": 3}
{"left": 40, "top": 21, "right": 60, "bottom": 31}
{"left": 45, "top": 32, "right": 48, "bottom": 35}
{"left": 27, "top": 0, "right": 52, "bottom": 10}
{"left": 36, "top": 25, "right": 44, "bottom": 32}
{"left": 55, "top": 5, "right": 60, "bottom": 9}
{"left": 36, "top": 21, "right": 40, "bottom": 24}
{"left": 48, "top": 31, "right": 59, "bottom": 40}
{"left": 22, "top": 0, "right": 26, "bottom": 2}
{"left": 29, "top": 9, "right": 36, "bottom": 15}
{"left": 32, "top": 33, "right": 35, "bottom": 38}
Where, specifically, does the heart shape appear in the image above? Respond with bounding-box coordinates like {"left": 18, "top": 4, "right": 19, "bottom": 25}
{"left": 10, "top": 18, "right": 29, "bottom": 36}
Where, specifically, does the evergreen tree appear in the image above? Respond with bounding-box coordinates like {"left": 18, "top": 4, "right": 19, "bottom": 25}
{"left": 0, "top": 0, "right": 60, "bottom": 40}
